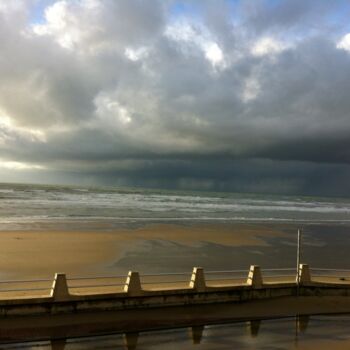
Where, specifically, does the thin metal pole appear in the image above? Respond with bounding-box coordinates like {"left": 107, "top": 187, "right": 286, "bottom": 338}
{"left": 296, "top": 229, "right": 302, "bottom": 294}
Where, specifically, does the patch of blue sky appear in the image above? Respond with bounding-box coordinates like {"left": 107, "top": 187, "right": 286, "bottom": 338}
{"left": 29, "top": 0, "right": 54, "bottom": 25}
{"left": 169, "top": 1, "right": 201, "bottom": 22}
{"left": 326, "top": 3, "right": 350, "bottom": 36}
{"left": 169, "top": 0, "right": 240, "bottom": 28}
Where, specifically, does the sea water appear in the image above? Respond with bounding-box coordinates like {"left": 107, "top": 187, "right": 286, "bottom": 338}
{"left": 1, "top": 182, "right": 350, "bottom": 230}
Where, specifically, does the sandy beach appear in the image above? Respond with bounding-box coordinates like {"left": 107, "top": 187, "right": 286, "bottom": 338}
{"left": 0, "top": 223, "right": 290, "bottom": 279}
{"left": 0, "top": 222, "right": 349, "bottom": 300}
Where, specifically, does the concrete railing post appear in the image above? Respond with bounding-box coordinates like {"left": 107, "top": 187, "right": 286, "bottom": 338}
{"left": 189, "top": 267, "right": 206, "bottom": 292}
{"left": 298, "top": 264, "right": 311, "bottom": 284}
{"left": 247, "top": 265, "right": 263, "bottom": 288}
{"left": 51, "top": 273, "right": 70, "bottom": 302}
{"left": 124, "top": 271, "right": 143, "bottom": 296}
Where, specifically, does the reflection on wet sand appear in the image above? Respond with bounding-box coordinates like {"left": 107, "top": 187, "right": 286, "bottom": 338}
{"left": 8, "top": 314, "right": 350, "bottom": 350}
{"left": 297, "top": 314, "right": 310, "bottom": 334}
{"left": 12, "top": 315, "right": 316, "bottom": 350}
{"left": 50, "top": 338, "right": 66, "bottom": 350}
{"left": 249, "top": 319, "right": 261, "bottom": 337}
{"left": 122, "top": 332, "right": 139, "bottom": 350}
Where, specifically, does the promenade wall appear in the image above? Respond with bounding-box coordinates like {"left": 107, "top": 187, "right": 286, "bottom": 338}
{"left": 1, "top": 264, "right": 350, "bottom": 317}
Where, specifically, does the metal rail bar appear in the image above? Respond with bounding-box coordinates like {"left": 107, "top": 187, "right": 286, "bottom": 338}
{"left": 263, "top": 275, "right": 296, "bottom": 278}
{"left": 0, "top": 279, "right": 52, "bottom": 284}
{"left": 142, "top": 280, "right": 189, "bottom": 285}
{"left": 262, "top": 271, "right": 296, "bottom": 277}
{"left": 312, "top": 275, "right": 350, "bottom": 278}
{"left": 206, "top": 277, "right": 246, "bottom": 280}
{"left": 142, "top": 272, "right": 190, "bottom": 277}
{"left": 0, "top": 287, "right": 52, "bottom": 293}
{"left": 205, "top": 270, "right": 247, "bottom": 274}
{"left": 311, "top": 268, "right": 350, "bottom": 272}
{"left": 67, "top": 275, "right": 126, "bottom": 281}
{"left": 263, "top": 268, "right": 296, "bottom": 271}
{"left": 69, "top": 284, "right": 125, "bottom": 289}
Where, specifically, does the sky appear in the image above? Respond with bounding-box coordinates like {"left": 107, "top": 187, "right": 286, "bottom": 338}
{"left": 1, "top": 0, "right": 350, "bottom": 196}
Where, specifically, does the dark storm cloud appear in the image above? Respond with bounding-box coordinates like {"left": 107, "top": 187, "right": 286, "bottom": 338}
{"left": 1, "top": 0, "right": 350, "bottom": 195}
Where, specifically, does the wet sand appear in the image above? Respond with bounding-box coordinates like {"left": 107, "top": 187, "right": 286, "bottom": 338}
{"left": 0, "top": 223, "right": 290, "bottom": 279}
{"left": 0, "top": 222, "right": 349, "bottom": 299}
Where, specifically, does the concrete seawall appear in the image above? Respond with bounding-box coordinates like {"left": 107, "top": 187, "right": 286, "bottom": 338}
{"left": 1, "top": 264, "right": 350, "bottom": 316}
{"left": 2, "top": 264, "right": 350, "bottom": 343}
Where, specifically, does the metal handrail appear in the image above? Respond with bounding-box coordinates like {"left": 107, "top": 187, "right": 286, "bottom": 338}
{"left": 70, "top": 283, "right": 124, "bottom": 289}
{"left": 67, "top": 275, "right": 126, "bottom": 281}
{"left": 311, "top": 268, "right": 350, "bottom": 272}
{"left": 263, "top": 268, "right": 296, "bottom": 271}
{"left": 312, "top": 275, "right": 349, "bottom": 278}
{"left": 0, "top": 278, "right": 52, "bottom": 284}
{"left": 263, "top": 275, "right": 296, "bottom": 278}
{"left": 142, "top": 280, "right": 189, "bottom": 285}
{"left": 206, "top": 276, "right": 246, "bottom": 280}
{"left": 205, "top": 270, "right": 247, "bottom": 274}
{"left": 142, "top": 272, "right": 190, "bottom": 277}
{"left": 0, "top": 287, "right": 53, "bottom": 293}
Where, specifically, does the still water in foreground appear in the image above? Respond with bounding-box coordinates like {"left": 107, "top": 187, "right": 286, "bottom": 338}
{"left": 4, "top": 315, "right": 350, "bottom": 350}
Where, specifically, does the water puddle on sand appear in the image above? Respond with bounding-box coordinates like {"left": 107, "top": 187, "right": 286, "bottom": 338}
{"left": 3, "top": 315, "right": 350, "bottom": 350}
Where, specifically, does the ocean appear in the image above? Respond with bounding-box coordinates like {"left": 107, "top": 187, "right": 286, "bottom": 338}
{"left": 1, "top": 182, "right": 350, "bottom": 230}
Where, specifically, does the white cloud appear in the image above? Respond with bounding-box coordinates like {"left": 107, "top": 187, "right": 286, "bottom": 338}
{"left": 241, "top": 76, "right": 260, "bottom": 102}
{"left": 337, "top": 33, "right": 350, "bottom": 52}
{"left": 165, "top": 20, "right": 226, "bottom": 68}
{"left": 0, "top": 114, "right": 46, "bottom": 143}
{"left": 94, "top": 94, "right": 133, "bottom": 128}
{"left": 0, "top": 0, "right": 25, "bottom": 13}
{"left": 125, "top": 47, "right": 149, "bottom": 62}
{"left": 0, "top": 159, "right": 45, "bottom": 170}
{"left": 251, "top": 37, "right": 286, "bottom": 57}
{"left": 204, "top": 42, "right": 224, "bottom": 67}
{"left": 32, "top": 1, "right": 83, "bottom": 50}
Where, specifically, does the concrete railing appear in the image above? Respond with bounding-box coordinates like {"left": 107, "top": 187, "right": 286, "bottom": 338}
{"left": 0, "top": 263, "right": 350, "bottom": 323}
{"left": 0, "top": 263, "right": 347, "bottom": 301}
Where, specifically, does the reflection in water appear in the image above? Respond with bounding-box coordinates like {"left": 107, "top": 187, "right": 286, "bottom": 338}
{"left": 50, "top": 338, "right": 66, "bottom": 350}
{"left": 249, "top": 319, "right": 261, "bottom": 337}
{"left": 297, "top": 314, "right": 309, "bottom": 334}
{"left": 123, "top": 332, "right": 139, "bottom": 350}
{"left": 6, "top": 314, "right": 350, "bottom": 349}
{"left": 190, "top": 325, "right": 204, "bottom": 344}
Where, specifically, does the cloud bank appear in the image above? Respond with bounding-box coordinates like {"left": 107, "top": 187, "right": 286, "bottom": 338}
{"left": 1, "top": 0, "right": 350, "bottom": 196}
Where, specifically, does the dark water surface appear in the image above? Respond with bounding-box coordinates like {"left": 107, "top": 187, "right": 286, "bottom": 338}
{"left": 4, "top": 315, "right": 350, "bottom": 349}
